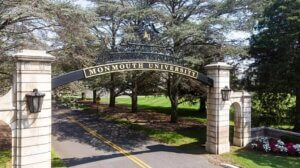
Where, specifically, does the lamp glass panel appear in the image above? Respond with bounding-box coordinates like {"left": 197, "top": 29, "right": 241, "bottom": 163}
{"left": 221, "top": 90, "right": 226, "bottom": 100}
{"left": 38, "top": 97, "right": 44, "bottom": 112}
{"left": 227, "top": 91, "right": 231, "bottom": 100}
{"left": 27, "top": 98, "right": 33, "bottom": 112}
{"left": 33, "top": 97, "right": 39, "bottom": 113}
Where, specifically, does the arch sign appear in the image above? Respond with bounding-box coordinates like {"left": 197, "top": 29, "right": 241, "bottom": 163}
{"left": 52, "top": 43, "right": 213, "bottom": 89}
{"left": 84, "top": 62, "right": 198, "bottom": 78}
{"left": 52, "top": 61, "right": 213, "bottom": 89}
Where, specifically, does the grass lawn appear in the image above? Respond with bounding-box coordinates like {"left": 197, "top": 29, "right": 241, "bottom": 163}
{"left": 0, "top": 149, "right": 66, "bottom": 168}
{"left": 0, "top": 150, "right": 11, "bottom": 168}
{"left": 99, "top": 96, "right": 207, "bottom": 147}
{"left": 101, "top": 96, "right": 207, "bottom": 123}
{"left": 51, "top": 148, "right": 66, "bottom": 168}
{"left": 271, "top": 124, "right": 294, "bottom": 130}
{"left": 222, "top": 146, "right": 300, "bottom": 168}
{"left": 114, "top": 119, "right": 205, "bottom": 147}
{"left": 101, "top": 96, "right": 199, "bottom": 109}
{"left": 98, "top": 96, "right": 300, "bottom": 167}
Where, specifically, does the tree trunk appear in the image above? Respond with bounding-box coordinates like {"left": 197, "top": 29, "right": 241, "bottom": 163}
{"left": 109, "top": 23, "right": 117, "bottom": 108}
{"left": 199, "top": 97, "right": 207, "bottom": 113}
{"left": 168, "top": 73, "right": 179, "bottom": 123}
{"left": 109, "top": 90, "right": 116, "bottom": 107}
{"left": 170, "top": 95, "right": 178, "bottom": 123}
{"left": 294, "top": 88, "right": 300, "bottom": 132}
{"left": 81, "top": 92, "right": 86, "bottom": 100}
{"left": 131, "top": 74, "right": 138, "bottom": 113}
{"left": 93, "top": 90, "right": 97, "bottom": 104}
{"left": 109, "top": 73, "right": 116, "bottom": 107}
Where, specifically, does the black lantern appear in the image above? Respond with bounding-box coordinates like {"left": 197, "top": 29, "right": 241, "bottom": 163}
{"left": 221, "top": 86, "right": 231, "bottom": 101}
{"left": 26, "top": 89, "right": 45, "bottom": 113}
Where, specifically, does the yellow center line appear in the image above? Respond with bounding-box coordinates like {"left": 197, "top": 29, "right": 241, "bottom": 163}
{"left": 64, "top": 115, "right": 152, "bottom": 168}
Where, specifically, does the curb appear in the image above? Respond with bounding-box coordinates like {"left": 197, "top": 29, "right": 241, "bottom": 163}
{"left": 220, "top": 163, "right": 239, "bottom": 168}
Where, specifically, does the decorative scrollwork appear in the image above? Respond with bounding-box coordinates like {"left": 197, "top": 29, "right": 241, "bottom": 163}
{"left": 97, "top": 43, "right": 185, "bottom": 65}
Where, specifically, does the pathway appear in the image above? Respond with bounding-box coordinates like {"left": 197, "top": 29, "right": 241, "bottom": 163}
{"left": 52, "top": 105, "right": 220, "bottom": 168}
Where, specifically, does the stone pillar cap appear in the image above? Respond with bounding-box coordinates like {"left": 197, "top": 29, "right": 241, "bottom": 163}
{"left": 204, "top": 62, "right": 232, "bottom": 70}
{"left": 242, "top": 91, "right": 252, "bottom": 97}
{"left": 14, "top": 49, "right": 55, "bottom": 62}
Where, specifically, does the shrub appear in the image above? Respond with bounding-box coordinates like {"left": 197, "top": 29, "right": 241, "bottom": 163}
{"left": 280, "top": 135, "right": 300, "bottom": 144}
{"left": 251, "top": 93, "right": 295, "bottom": 127}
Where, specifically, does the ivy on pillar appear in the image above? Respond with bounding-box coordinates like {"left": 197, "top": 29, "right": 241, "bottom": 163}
{"left": 13, "top": 50, "right": 55, "bottom": 168}
{"left": 205, "top": 62, "right": 232, "bottom": 154}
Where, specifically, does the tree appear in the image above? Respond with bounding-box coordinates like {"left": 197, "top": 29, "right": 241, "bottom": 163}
{"left": 199, "top": 96, "right": 207, "bottom": 113}
{"left": 0, "top": 0, "right": 52, "bottom": 94}
{"left": 151, "top": 0, "right": 258, "bottom": 122}
{"left": 248, "top": 0, "right": 300, "bottom": 131}
{"left": 49, "top": 2, "right": 97, "bottom": 74}
{"left": 0, "top": 0, "right": 95, "bottom": 95}
{"left": 91, "top": 0, "right": 129, "bottom": 107}
{"left": 45, "top": 1, "right": 107, "bottom": 101}
{"left": 89, "top": 0, "right": 264, "bottom": 120}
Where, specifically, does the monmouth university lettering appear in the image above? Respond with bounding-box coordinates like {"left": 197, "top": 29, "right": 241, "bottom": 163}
{"left": 83, "top": 62, "right": 198, "bottom": 79}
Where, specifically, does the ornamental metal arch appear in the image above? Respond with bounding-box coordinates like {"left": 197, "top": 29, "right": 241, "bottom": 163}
{"left": 52, "top": 43, "right": 213, "bottom": 89}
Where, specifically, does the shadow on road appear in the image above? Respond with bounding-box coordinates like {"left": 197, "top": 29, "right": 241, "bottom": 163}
{"left": 62, "top": 144, "right": 206, "bottom": 167}
{"left": 52, "top": 105, "right": 210, "bottom": 167}
{"left": 52, "top": 107, "right": 150, "bottom": 152}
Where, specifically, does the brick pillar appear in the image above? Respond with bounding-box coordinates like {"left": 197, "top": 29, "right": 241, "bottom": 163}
{"left": 13, "top": 50, "right": 55, "bottom": 168}
{"left": 205, "top": 62, "right": 232, "bottom": 154}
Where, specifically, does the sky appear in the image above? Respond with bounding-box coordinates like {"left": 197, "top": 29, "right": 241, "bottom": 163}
{"left": 226, "top": 31, "right": 250, "bottom": 42}
{"left": 74, "top": 0, "right": 94, "bottom": 8}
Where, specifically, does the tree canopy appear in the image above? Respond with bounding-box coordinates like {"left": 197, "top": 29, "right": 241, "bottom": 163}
{"left": 0, "top": 0, "right": 97, "bottom": 95}
{"left": 248, "top": 0, "right": 300, "bottom": 130}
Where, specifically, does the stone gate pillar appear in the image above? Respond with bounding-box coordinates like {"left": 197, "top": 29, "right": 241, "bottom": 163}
{"left": 13, "top": 50, "right": 55, "bottom": 168}
{"left": 233, "top": 92, "right": 252, "bottom": 147}
{"left": 205, "top": 62, "right": 232, "bottom": 154}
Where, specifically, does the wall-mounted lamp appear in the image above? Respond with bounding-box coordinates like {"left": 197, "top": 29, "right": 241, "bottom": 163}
{"left": 221, "top": 86, "right": 231, "bottom": 101}
{"left": 26, "top": 89, "right": 45, "bottom": 113}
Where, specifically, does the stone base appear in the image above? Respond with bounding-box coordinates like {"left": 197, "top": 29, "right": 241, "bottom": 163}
{"left": 233, "top": 137, "right": 243, "bottom": 147}
{"left": 233, "top": 137, "right": 251, "bottom": 147}
{"left": 206, "top": 142, "right": 230, "bottom": 154}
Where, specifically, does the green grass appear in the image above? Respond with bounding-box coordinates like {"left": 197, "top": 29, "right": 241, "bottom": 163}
{"left": 271, "top": 124, "right": 294, "bottom": 130}
{"left": 0, "top": 149, "right": 66, "bottom": 168}
{"left": 97, "top": 96, "right": 208, "bottom": 153}
{"left": 0, "top": 150, "right": 11, "bottom": 168}
{"left": 101, "top": 96, "right": 207, "bottom": 123}
{"left": 223, "top": 147, "right": 300, "bottom": 168}
{"left": 99, "top": 96, "right": 300, "bottom": 167}
{"left": 100, "top": 96, "right": 207, "bottom": 148}
{"left": 101, "top": 96, "right": 199, "bottom": 109}
{"left": 51, "top": 149, "right": 66, "bottom": 168}
{"left": 114, "top": 119, "right": 205, "bottom": 147}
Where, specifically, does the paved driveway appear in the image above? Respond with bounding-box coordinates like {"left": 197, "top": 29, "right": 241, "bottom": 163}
{"left": 52, "top": 106, "right": 220, "bottom": 168}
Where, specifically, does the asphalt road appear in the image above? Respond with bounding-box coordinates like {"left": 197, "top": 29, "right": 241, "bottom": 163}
{"left": 52, "top": 105, "right": 220, "bottom": 168}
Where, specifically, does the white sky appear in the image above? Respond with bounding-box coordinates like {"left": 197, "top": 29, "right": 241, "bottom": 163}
{"left": 74, "top": 0, "right": 94, "bottom": 8}
{"left": 226, "top": 31, "right": 250, "bottom": 42}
